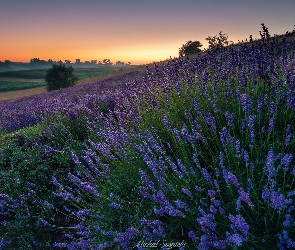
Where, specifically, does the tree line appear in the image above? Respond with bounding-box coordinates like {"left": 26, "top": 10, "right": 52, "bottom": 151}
{"left": 0, "top": 58, "right": 131, "bottom": 66}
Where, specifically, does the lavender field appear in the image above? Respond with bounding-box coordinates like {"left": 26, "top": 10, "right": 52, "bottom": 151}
{"left": 1, "top": 32, "right": 295, "bottom": 249}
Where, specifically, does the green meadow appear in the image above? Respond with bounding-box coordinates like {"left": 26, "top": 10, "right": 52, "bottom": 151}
{"left": 0, "top": 66, "right": 130, "bottom": 92}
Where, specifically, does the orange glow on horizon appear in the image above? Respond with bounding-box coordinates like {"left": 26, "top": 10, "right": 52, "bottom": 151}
{"left": 1, "top": 1, "right": 294, "bottom": 66}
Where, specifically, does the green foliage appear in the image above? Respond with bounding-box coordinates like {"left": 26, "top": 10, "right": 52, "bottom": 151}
{"left": 45, "top": 64, "right": 78, "bottom": 91}
{"left": 0, "top": 69, "right": 48, "bottom": 79}
{"left": 0, "top": 115, "right": 91, "bottom": 247}
{"left": 0, "top": 81, "right": 45, "bottom": 92}
{"left": 179, "top": 40, "right": 203, "bottom": 57}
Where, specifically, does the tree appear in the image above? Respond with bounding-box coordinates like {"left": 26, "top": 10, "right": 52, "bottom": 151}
{"left": 103, "top": 59, "right": 112, "bottom": 65}
{"left": 205, "top": 31, "right": 231, "bottom": 50}
{"left": 45, "top": 64, "right": 78, "bottom": 91}
{"left": 179, "top": 40, "right": 203, "bottom": 57}
{"left": 115, "top": 61, "right": 125, "bottom": 66}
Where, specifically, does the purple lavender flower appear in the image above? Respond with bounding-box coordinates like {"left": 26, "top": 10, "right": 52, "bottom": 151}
{"left": 261, "top": 126, "right": 266, "bottom": 134}
{"left": 219, "top": 127, "right": 234, "bottom": 147}
{"left": 38, "top": 218, "right": 51, "bottom": 227}
{"left": 269, "top": 101, "right": 277, "bottom": 115}
{"left": 277, "top": 230, "right": 295, "bottom": 249}
{"left": 181, "top": 124, "right": 196, "bottom": 144}
{"left": 265, "top": 148, "right": 276, "bottom": 179}
{"left": 268, "top": 117, "right": 275, "bottom": 133}
{"left": 27, "top": 182, "right": 35, "bottom": 187}
{"left": 52, "top": 191, "right": 74, "bottom": 201}
{"left": 214, "top": 180, "right": 220, "bottom": 189}
{"left": 53, "top": 242, "right": 68, "bottom": 248}
{"left": 283, "top": 214, "right": 293, "bottom": 227}
{"left": 270, "top": 189, "right": 292, "bottom": 213}
{"left": 152, "top": 190, "right": 168, "bottom": 205}
{"left": 110, "top": 193, "right": 120, "bottom": 199}
{"left": 182, "top": 188, "right": 193, "bottom": 199}
{"left": 167, "top": 158, "right": 183, "bottom": 179}
{"left": 114, "top": 227, "right": 139, "bottom": 243}
{"left": 240, "top": 93, "right": 253, "bottom": 113}
{"left": 227, "top": 171, "right": 240, "bottom": 187}
{"left": 215, "top": 168, "right": 220, "bottom": 177}
{"left": 193, "top": 98, "right": 203, "bottom": 117}
{"left": 236, "top": 197, "right": 242, "bottom": 212}
{"left": 257, "top": 94, "right": 263, "bottom": 114}
{"left": 197, "top": 207, "right": 217, "bottom": 231}
{"left": 154, "top": 207, "right": 165, "bottom": 216}
{"left": 202, "top": 168, "right": 212, "bottom": 183}
{"left": 281, "top": 154, "right": 293, "bottom": 171}
{"left": 188, "top": 230, "right": 198, "bottom": 241}
{"left": 208, "top": 190, "right": 216, "bottom": 199}
{"left": 108, "top": 202, "right": 123, "bottom": 210}
{"left": 285, "top": 133, "right": 293, "bottom": 146}
{"left": 139, "top": 169, "right": 156, "bottom": 193}
{"left": 227, "top": 233, "right": 244, "bottom": 246}
{"left": 248, "top": 115, "right": 256, "bottom": 145}
{"left": 225, "top": 111, "right": 234, "bottom": 127}
{"left": 228, "top": 214, "right": 250, "bottom": 236}
{"left": 174, "top": 199, "right": 190, "bottom": 212}
{"left": 177, "top": 159, "right": 189, "bottom": 175}
{"left": 75, "top": 209, "right": 91, "bottom": 220}
{"left": 193, "top": 154, "right": 201, "bottom": 169}
{"left": 238, "top": 188, "right": 254, "bottom": 209}
{"left": 247, "top": 178, "right": 253, "bottom": 189}
{"left": 205, "top": 112, "right": 217, "bottom": 132}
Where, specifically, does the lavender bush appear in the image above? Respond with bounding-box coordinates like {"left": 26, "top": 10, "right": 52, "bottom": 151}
{"left": 1, "top": 28, "right": 295, "bottom": 249}
{"left": 48, "top": 35, "right": 295, "bottom": 249}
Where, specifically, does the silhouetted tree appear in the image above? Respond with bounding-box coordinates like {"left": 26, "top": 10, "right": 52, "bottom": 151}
{"left": 179, "top": 40, "right": 203, "bottom": 57}
{"left": 103, "top": 59, "right": 112, "bottom": 65}
{"left": 45, "top": 64, "right": 78, "bottom": 91}
{"left": 205, "top": 31, "right": 231, "bottom": 50}
{"left": 115, "top": 61, "right": 125, "bottom": 65}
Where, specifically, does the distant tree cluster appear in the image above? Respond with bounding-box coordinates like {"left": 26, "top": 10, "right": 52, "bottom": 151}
{"left": 28, "top": 58, "right": 132, "bottom": 66}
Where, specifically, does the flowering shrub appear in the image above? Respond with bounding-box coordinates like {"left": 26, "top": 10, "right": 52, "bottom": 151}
{"left": 1, "top": 30, "right": 295, "bottom": 249}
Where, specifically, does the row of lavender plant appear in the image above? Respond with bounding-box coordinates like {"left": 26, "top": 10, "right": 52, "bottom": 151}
{"left": 1, "top": 35, "right": 295, "bottom": 249}
{"left": 43, "top": 37, "right": 295, "bottom": 249}
{"left": 0, "top": 71, "right": 145, "bottom": 133}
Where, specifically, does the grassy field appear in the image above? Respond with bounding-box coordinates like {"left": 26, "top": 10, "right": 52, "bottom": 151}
{"left": 0, "top": 65, "right": 135, "bottom": 93}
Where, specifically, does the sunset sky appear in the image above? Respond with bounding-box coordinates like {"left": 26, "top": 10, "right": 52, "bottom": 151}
{"left": 1, "top": 0, "right": 294, "bottom": 65}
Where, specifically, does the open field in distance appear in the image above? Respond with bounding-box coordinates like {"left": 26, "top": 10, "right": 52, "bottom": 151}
{"left": 0, "top": 65, "right": 141, "bottom": 101}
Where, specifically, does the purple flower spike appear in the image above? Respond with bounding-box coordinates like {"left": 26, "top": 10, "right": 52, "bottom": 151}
{"left": 283, "top": 214, "right": 293, "bottom": 227}
{"left": 228, "top": 214, "right": 250, "bottom": 236}
{"left": 265, "top": 148, "right": 276, "bottom": 179}
{"left": 182, "top": 188, "right": 193, "bottom": 199}
{"left": 238, "top": 188, "right": 254, "bottom": 209}
{"left": 225, "top": 111, "right": 234, "bottom": 127}
{"left": 268, "top": 117, "right": 275, "bottom": 133}
{"left": 248, "top": 115, "right": 256, "bottom": 145}
{"left": 188, "top": 230, "right": 198, "bottom": 241}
